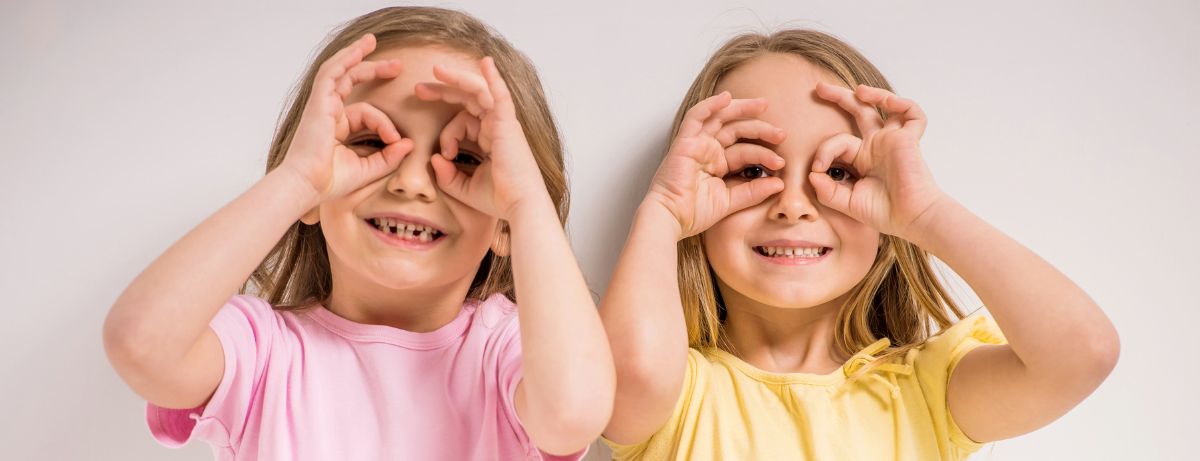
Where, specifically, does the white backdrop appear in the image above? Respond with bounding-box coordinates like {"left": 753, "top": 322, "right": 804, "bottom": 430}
{"left": 2, "top": 0, "right": 1196, "bottom": 459}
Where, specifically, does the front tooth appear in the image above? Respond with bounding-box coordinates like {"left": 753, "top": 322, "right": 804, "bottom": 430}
{"left": 784, "top": 248, "right": 794, "bottom": 257}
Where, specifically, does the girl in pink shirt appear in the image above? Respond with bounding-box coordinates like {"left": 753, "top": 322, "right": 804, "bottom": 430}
{"left": 103, "top": 7, "right": 614, "bottom": 460}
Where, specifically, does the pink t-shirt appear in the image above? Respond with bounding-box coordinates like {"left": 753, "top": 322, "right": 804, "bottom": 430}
{"left": 146, "top": 294, "right": 585, "bottom": 460}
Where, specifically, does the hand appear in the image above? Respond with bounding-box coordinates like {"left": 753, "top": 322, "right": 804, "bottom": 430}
{"left": 278, "top": 33, "right": 414, "bottom": 204}
{"left": 414, "top": 56, "right": 548, "bottom": 221}
{"left": 810, "top": 82, "right": 947, "bottom": 240}
{"left": 644, "top": 91, "right": 787, "bottom": 239}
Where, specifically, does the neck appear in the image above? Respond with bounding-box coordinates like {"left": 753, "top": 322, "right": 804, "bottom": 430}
{"left": 719, "top": 281, "right": 850, "bottom": 374}
{"left": 325, "top": 263, "right": 477, "bottom": 333}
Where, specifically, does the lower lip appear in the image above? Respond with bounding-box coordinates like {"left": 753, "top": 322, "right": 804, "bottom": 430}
{"left": 753, "top": 248, "right": 831, "bottom": 266}
{"left": 367, "top": 220, "right": 443, "bottom": 250}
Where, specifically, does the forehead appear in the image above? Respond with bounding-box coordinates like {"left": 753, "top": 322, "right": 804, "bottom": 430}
{"left": 715, "top": 53, "right": 855, "bottom": 145}
{"left": 344, "top": 45, "right": 481, "bottom": 128}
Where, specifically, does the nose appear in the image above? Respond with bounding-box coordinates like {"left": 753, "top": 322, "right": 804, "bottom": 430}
{"left": 766, "top": 171, "right": 820, "bottom": 223}
{"left": 385, "top": 146, "right": 438, "bottom": 202}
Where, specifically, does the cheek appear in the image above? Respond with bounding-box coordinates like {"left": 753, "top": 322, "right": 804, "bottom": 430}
{"left": 830, "top": 218, "right": 880, "bottom": 275}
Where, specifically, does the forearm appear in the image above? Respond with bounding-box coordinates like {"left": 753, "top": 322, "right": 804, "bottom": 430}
{"left": 599, "top": 201, "right": 690, "bottom": 442}
{"left": 910, "top": 198, "right": 1119, "bottom": 373}
{"left": 104, "top": 168, "right": 319, "bottom": 366}
{"left": 507, "top": 195, "right": 615, "bottom": 452}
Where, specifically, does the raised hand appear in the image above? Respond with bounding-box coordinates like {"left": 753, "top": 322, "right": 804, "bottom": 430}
{"left": 644, "top": 91, "right": 788, "bottom": 239}
{"left": 278, "top": 33, "right": 414, "bottom": 203}
{"left": 810, "top": 82, "right": 946, "bottom": 240}
{"left": 414, "top": 57, "right": 548, "bottom": 221}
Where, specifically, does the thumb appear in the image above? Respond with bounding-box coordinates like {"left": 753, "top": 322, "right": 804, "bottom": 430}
{"left": 727, "top": 177, "right": 784, "bottom": 214}
{"left": 430, "top": 153, "right": 471, "bottom": 200}
{"left": 809, "top": 171, "right": 852, "bottom": 215}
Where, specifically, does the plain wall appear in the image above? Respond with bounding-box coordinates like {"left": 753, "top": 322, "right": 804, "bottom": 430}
{"left": 2, "top": 0, "right": 1196, "bottom": 459}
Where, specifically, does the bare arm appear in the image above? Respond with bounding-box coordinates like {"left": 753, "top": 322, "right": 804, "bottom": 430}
{"left": 103, "top": 169, "right": 319, "bottom": 408}
{"left": 599, "top": 203, "right": 691, "bottom": 444}
{"left": 810, "top": 81, "right": 1119, "bottom": 444}
{"left": 600, "top": 93, "right": 787, "bottom": 444}
{"left": 416, "top": 57, "right": 615, "bottom": 455}
{"left": 508, "top": 197, "right": 616, "bottom": 455}
{"left": 914, "top": 199, "right": 1119, "bottom": 443}
{"left": 103, "top": 33, "right": 410, "bottom": 409}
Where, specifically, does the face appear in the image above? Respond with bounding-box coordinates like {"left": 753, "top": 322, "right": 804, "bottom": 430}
{"left": 306, "top": 45, "right": 501, "bottom": 300}
{"left": 703, "top": 53, "right": 880, "bottom": 311}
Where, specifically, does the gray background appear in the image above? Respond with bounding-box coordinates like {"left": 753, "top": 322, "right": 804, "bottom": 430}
{"left": 2, "top": 0, "right": 1196, "bottom": 459}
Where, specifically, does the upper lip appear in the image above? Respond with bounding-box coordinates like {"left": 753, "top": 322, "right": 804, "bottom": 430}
{"left": 752, "top": 239, "right": 830, "bottom": 249}
{"left": 363, "top": 212, "right": 448, "bottom": 234}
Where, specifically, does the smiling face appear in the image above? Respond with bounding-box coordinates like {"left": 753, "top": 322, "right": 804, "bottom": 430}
{"left": 308, "top": 45, "right": 501, "bottom": 305}
{"left": 703, "top": 53, "right": 880, "bottom": 311}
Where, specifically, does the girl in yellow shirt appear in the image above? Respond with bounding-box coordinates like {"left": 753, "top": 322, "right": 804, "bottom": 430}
{"left": 600, "top": 29, "right": 1120, "bottom": 460}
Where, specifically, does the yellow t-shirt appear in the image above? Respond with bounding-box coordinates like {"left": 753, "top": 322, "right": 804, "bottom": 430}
{"left": 604, "top": 312, "right": 1007, "bottom": 461}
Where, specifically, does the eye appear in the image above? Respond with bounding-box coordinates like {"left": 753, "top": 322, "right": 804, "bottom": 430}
{"left": 728, "top": 164, "right": 770, "bottom": 181}
{"left": 827, "top": 166, "right": 857, "bottom": 183}
{"left": 451, "top": 151, "right": 482, "bottom": 166}
{"left": 348, "top": 137, "right": 386, "bottom": 150}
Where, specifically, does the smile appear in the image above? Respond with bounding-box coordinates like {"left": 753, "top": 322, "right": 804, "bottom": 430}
{"left": 752, "top": 245, "right": 831, "bottom": 265}
{"left": 366, "top": 217, "right": 446, "bottom": 249}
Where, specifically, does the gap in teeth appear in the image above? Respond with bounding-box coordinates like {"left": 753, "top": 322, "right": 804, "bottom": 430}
{"left": 758, "top": 246, "right": 826, "bottom": 258}
{"left": 371, "top": 218, "right": 438, "bottom": 241}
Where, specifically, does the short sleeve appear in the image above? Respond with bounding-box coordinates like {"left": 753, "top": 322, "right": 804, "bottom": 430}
{"left": 490, "top": 297, "right": 588, "bottom": 461}
{"left": 603, "top": 348, "right": 705, "bottom": 460}
{"left": 145, "top": 294, "right": 282, "bottom": 450}
{"left": 910, "top": 311, "right": 1007, "bottom": 453}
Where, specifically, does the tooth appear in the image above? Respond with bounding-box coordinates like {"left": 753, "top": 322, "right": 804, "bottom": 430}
{"left": 419, "top": 230, "right": 431, "bottom": 242}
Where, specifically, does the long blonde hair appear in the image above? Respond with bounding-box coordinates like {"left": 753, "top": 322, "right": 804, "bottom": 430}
{"left": 242, "top": 7, "right": 568, "bottom": 309}
{"left": 675, "top": 30, "right": 967, "bottom": 361}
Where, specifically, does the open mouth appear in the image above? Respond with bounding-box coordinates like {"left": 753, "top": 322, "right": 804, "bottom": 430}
{"left": 753, "top": 245, "right": 831, "bottom": 259}
{"left": 366, "top": 217, "right": 446, "bottom": 243}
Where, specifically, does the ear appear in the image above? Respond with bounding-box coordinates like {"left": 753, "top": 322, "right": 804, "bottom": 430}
{"left": 300, "top": 206, "right": 320, "bottom": 225}
{"left": 489, "top": 220, "right": 510, "bottom": 257}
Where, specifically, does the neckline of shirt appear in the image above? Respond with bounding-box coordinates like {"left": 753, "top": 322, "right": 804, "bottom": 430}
{"left": 301, "top": 297, "right": 483, "bottom": 350}
{"left": 704, "top": 336, "right": 896, "bottom": 386}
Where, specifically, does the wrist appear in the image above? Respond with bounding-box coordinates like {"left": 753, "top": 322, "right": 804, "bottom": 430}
{"left": 634, "top": 199, "right": 685, "bottom": 242}
{"left": 505, "top": 191, "right": 560, "bottom": 229}
{"left": 902, "top": 196, "right": 973, "bottom": 252}
{"left": 265, "top": 167, "right": 323, "bottom": 212}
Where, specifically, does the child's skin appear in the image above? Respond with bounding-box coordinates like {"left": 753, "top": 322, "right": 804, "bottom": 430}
{"left": 104, "top": 34, "right": 613, "bottom": 454}
{"left": 601, "top": 53, "right": 1119, "bottom": 445}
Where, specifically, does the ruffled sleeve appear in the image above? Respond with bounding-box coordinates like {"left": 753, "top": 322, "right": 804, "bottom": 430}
{"left": 909, "top": 311, "right": 1008, "bottom": 454}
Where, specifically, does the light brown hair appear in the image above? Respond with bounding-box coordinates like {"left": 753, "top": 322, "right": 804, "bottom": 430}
{"left": 242, "top": 7, "right": 568, "bottom": 309}
{"left": 674, "top": 30, "right": 967, "bottom": 361}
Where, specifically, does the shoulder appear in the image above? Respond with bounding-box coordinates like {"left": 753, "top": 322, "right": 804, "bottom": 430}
{"left": 909, "top": 311, "right": 1007, "bottom": 372}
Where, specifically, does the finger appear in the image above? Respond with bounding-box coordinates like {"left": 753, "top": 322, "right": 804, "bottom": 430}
{"left": 815, "top": 81, "right": 884, "bottom": 135}
{"left": 343, "top": 102, "right": 401, "bottom": 144}
{"left": 679, "top": 91, "right": 732, "bottom": 138}
{"left": 809, "top": 171, "right": 853, "bottom": 215}
{"left": 810, "top": 133, "right": 862, "bottom": 174}
{"left": 726, "top": 177, "right": 785, "bottom": 214}
{"left": 430, "top": 152, "right": 472, "bottom": 199}
{"left": 335, "top": 59, "right": 404, "bottom": 99}
{"left": 312, "top": 34, "right": 377, "bottom": 98}
{"left": 723, "top": 143, "right": 785, "bottom": 172}
{"left": 700, "top": 98, "right": 768, "bottom": 136}
{"left": 432, "top": 63, "right": 494, "bottom": 112}
{"left": 414, "top": 82, "right": 487, "bottom": 118}
{"left": 855, "top": 85, "right": 927, "bottom": 137}
{"left": 714, "top": 119, "right": 786, "bottom": 148}
{"left": 439, "top": 111, "right": 482, "bottom": 159}
{"left": 362, "top": 138, "right": 414, "bottom": 182}
{"left": 480, "top": 57, "right": 513, "bottom": 111}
